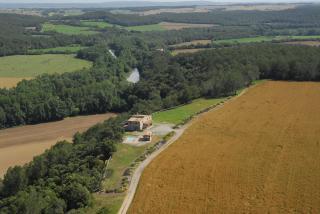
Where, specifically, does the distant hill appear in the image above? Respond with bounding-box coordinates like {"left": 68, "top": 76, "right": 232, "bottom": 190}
{"left": 0, "top": 1, "right": 218, "bottom": 9}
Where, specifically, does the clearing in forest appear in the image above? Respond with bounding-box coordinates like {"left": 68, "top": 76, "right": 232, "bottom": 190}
{"left": 129, "top": 81, "right": 320, "bottom": 213}
{"left": 0, "top": 54, "right": 91, "bottom": 79}
{"left": 0, "top": 113, "right": 115, "bottom": 178}
{"left": 42, "top": 23, "right": 98, "bottom": 35}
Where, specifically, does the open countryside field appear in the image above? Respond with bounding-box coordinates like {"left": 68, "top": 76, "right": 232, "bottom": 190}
{"left": 129, "top": 81, "right": 320, "bottom": 213}
{"left": 81, "top": 20, "right": 113, "bottom": 28}
{"left": 42, "top": 23, "right": 98, "bottom": 35}
{"left": 0, "top": 113, "right": 115, "bottom": 177}
{"left": 0, "top": 54, "right": 91, "bottom": 78}
{"left": 153, "top": 97, "right": 226, "bottom": 124}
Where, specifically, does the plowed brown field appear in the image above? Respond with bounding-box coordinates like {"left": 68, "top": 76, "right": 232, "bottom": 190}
{"left": 0, "top": 113, "right": 115, "bottom": 177}
{"left": 129, "top": 81, "right": 320, "bottom": 213}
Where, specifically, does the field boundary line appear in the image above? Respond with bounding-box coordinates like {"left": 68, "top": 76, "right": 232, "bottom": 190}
{"left": 117, "top": 82, "right": 263, "bottom": 214}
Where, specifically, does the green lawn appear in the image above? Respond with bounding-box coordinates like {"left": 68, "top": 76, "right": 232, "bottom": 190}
{"left": 81, "top": 20, "right": 113, "bottom": 28}
{"left": 153, "top": 98, "right": 227, "bottom": 124}
{"left": 29, "top": 45, "right": 86, "bottom": 54}
{"left": 102, "top": 143, "right": 147, "bottom": 191}
{"left": 0, "top": 54, "right": 92, "bottom": 77}
{"left": 42, "top": 23, "right": 98, "bottom": 35}
{"left": 86, "top": 143, "right": 149, "bottom": 214}
{"left": 214, "top": 35, "right": 320, "bottom": 44}
{"left": 125, "top": 24, "right": 165, "bottom": 32}
{"left": 84, "top": 193, "right": 125, "bottom": 214}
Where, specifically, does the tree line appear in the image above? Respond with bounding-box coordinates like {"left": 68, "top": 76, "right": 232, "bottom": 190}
{"left": 1, "top": 42, "right": 319, "bottom": 129}
{"left": 0, "top": 115, "right": 126, "bottom": 213}
{"left": 70, "top": 5, "right": 320, "bottom": 27}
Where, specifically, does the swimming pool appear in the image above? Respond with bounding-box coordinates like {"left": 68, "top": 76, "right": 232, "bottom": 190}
{"left": 125, "top": 136, "right": 138, "bottom": 143}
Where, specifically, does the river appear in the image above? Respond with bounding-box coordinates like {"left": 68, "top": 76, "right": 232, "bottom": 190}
{"left": 127, "top": 68, "right": 140, "bottom": 83}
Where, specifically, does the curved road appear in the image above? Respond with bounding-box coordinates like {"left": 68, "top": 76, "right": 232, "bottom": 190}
{"left": 118, "top": 86, "right": 252, "bottom": 214}
{"left": 118, "top": 128, "right": 185, "bottom": 214}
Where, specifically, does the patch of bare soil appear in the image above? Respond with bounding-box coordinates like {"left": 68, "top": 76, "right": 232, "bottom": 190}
{"left": 0, "top": 113, "right": 116, "bottom": 177}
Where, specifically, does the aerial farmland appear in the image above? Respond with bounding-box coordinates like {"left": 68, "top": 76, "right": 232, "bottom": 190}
{"left": 1, "top": 1, "right": 320, "bottom": 213}
{"left": 129, "top": 81, "right": 320, "bottom": 213}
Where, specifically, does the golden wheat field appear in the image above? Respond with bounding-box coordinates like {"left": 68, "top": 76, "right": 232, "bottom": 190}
{"left": 129, "top": 81, "right": 320, "bottom": 213}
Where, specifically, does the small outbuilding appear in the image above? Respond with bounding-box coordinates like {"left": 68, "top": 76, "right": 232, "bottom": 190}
{"left": 142, "top": 131, "right": 152, "bottom": 142}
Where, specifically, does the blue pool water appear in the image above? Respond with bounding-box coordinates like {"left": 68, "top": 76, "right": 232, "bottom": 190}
{"left": 126, "top": 136, "right": 138, "bottom": 143}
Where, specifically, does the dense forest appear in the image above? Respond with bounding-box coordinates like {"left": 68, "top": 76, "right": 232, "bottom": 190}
{"left": 70, "top": 5, "right": 320, "bottom": 27}
{"left": 0, "top": 44, "right": 319, "bottom": 129}
{"left": 0, "top": 115, "right": 126, "bottom": 213}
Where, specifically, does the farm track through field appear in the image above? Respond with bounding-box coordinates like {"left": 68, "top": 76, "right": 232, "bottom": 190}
{"left": 0, "top": 113, "right": 115, "bottom": 177}
{"left": 128, "top": 81, "right": 320, "bottom": 213}
{"left": 119, "top": 86, "right": 250, "bottom": 214}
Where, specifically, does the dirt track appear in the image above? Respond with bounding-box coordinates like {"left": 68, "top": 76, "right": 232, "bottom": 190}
{"left": 128, "top": 81, "right": 320, "bottom": 213}
{"left": 0, "top": 113, "right": 115, "bottom": 177}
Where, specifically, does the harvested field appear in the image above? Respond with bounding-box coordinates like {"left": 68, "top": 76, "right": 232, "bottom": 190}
{"left": 0, "top": 113, "right": 115, "bottom": 177}
{"left": 284, "top": 40, "right": 320, "bottom": 47}
{"left": 129, "top": 81, "right": 320, "bottom": 213}
{"left": 0, "top": 77, "right": 31, "bottom": 88}
{"left": 159, "top": 22, "right": 215, "bottom": 30}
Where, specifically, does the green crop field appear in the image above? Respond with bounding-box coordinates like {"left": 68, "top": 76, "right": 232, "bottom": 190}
{"left": 80, "top": 20, "right": 113, "bottom": 28}
{"left": 29, "top": 45, "right": 86, "bottom": 54}
{"left": 214, "top": 35, "right": 320, "bottom": 44}
{"left": 0, "top": 54, "right": 92, "bottom": 77}
{"left": 125, "top": 24, "right": 165, "bottom": 32}
{"left": 42, "top": 23, "right": 98, "bottom": 35}
{"left": 153, "top": 97, "right": 227, "bottom": 124}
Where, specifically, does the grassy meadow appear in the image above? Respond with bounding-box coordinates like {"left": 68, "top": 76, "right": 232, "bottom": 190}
{"left": 102, "top": 143, "right": 147, "bottom": 191}
{"left": 153, "top": 97, "right": 227, "bottom": 124}
{"left": 42, "top": 23, "right": 98, "bottom": 35}
{"left": 0, "top": 54, "right": 92, "bottom": 77}
{"left": 80, "top": 20, "right": 113, "bottom": 28}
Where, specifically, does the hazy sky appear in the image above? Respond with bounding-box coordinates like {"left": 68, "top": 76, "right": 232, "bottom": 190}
{"left": 0, "top": 0, "right": 319, "bottom": 3}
